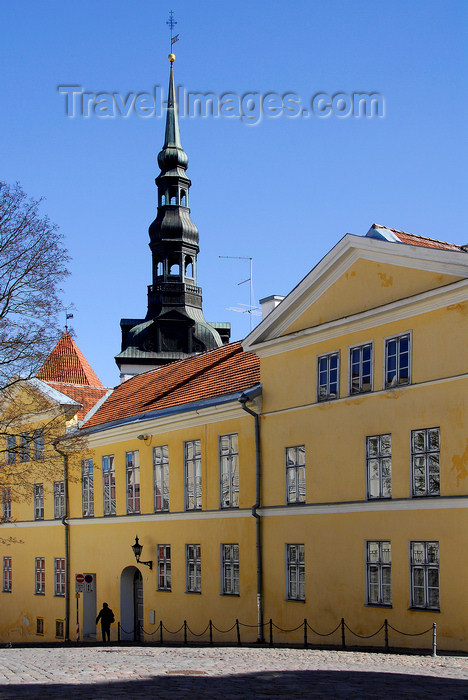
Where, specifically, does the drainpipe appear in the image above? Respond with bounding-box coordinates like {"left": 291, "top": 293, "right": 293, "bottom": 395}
{"left": 52, "top": 439, "right": 70, "bottom": 642}
{"left": 239, "top": 388, "right": 263, "bottom": 643}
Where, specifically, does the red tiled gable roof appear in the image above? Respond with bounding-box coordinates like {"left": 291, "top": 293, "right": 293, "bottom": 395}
{"left": 44, "top": 383, "right": 109, "bottom": 420}
{"left": 376, "top": 225, "right": 466, "bottom": 252}
{"left": 36, "top": 331, "right": 104, "bottom": 386}
{"left": 84, "top": 341, "right": 260, "bottom": 429}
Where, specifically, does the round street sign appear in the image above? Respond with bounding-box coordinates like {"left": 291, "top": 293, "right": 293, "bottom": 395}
{"left": 84, "top": 574, "right": 93, "bottom": 583}
{"left": 75, "top": 574, "right": 85, "bottom": 583}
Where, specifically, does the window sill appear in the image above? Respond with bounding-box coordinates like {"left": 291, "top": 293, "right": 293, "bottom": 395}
{"left": 157, "top": 588, "right": 172, "bottom": 593}
{"left": 54, "top": 594, "right": 65, "bottom": 598}
{"left": 287, "top": 501, "right": 306, "bottom": 506}
{"left": 365, "top": 603, "right": 392, "bottom": 609}
{"left": 408, "top": 607, "right": 440, "bottom": 613}
{"left": 34, "top": 592, "right": 45, "bottom": 596}
{"left": 185, "top": 590, "right": 201, "bottom": 595}
{"left": 286, "top": 598, "right": 305, "bottom": 603}
{"left": 366, "top": 496, "right": 392, "bottom": 502}
{"left": 221, "top": 593, "right": 240, "bottom": 597}
{"left": 220, "top": 506, "right": 239, "bottom": 510}
{"left": 411, "top": 495, "right": 440, "bottom": 499}
{"left": 2, "top": 590, "right": 11, "bottom": 594}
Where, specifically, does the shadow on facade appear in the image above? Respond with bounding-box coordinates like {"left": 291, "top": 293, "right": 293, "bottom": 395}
{"left": 2, "top": 669, "right": 468, "bottom": 698}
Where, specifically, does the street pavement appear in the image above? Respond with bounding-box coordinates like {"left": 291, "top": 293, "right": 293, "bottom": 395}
{"left": 0, "top": 645, "right": 467, "bottom": 698}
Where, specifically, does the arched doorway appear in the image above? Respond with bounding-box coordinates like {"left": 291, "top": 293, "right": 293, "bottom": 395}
{"left": 120, "top": 566, "right": 143, "bottom": 641}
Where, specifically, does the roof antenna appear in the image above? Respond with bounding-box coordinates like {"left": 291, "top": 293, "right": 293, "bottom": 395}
{"left": 219, "top": 256, "right": 260, "bottom": 332}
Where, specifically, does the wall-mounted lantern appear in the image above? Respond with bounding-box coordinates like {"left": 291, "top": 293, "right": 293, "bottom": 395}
{"left": 131, "top": 535, "right": 153, "bottom": 569}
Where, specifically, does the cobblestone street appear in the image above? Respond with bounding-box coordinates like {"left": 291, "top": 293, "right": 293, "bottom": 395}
{"left": 0, "top": 645, "right": 467, "bottom": 698}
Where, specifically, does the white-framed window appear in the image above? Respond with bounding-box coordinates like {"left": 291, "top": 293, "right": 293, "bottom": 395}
{"left": 20, "top": 432, "right": 30, "bottom": 462}
{"left": 81, "top": 459, "right": 94, "bottom": 517}
{"left": 410, "top": 541, "right": 439, "bottom": 610}
{"left": 157, "top": 544, "right": 171, "bottom": 591}
{"left": 34, "top": 430, "right": 44, "bottom": 460}
{"left": 366, "top": 541, "right": 391, "bottom": 606}
{"left": 54, "top": 557, "right": 65, "bottom": 596}
{"left": 3, "top": 557, "right": 11, "bottom": 592}
{"left": 366, "top": 434, "right": 392, "bottom": 499}
{"left": 219, "top": 434, "right": 239, "bottom": 508}
{"left": 186, "top": 544, "right": 201, "bottom": 593}
{"left": 286, "top": 544, "right": 305, "bottom": 601}
{"left": 411, "top": 428, "right": 440, "bottom": 497}
{"left": 2, "top": 488, "right": 11, "bottom": 521}
{"left": 126, "top": 451, "right": 140, "bottom": 514}
{"left": 153, "top": 445, "right": 169, "bottom": 512}
{"left": 184, "top": 440, "right": 201, "bottom": 510}
{"left": 34, "top": 484, "right": 44, "bottom": 520}
{"left": 285, "top": 445, "right": 306, "bottom": 504}
{"left": 221, "top": 543, "right": 239, "bottom": 595}
{"left": 385, "top": 332, "right": 410, "bottom": 388}
{"left": 36, "top": 617, "right": 44, "bottom": 635}
{"left": 53, "top": 481, "right": 65, "bottom": 519}
{"left": 6, "top": 435, "right": 16, "bottom": 465}
{"left": 317, "top": 351, "right": 340, "bottom": 402}
{"left": 349, "top": 342, "right": 373, "bottom": 394}
{"left": 35, "top": 557, "right": 45, "bottom": 595}
{"left": 102, "top": 455, "right": 116, "bottom": 516}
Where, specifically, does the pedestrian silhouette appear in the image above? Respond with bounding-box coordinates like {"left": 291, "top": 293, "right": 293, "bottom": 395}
{"left": 96, "top": 602, "right": 114, "bottom": 642}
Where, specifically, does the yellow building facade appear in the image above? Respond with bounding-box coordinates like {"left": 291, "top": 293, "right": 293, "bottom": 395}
{"left": 1, "top": 225, "right": 467, "bottom": 651}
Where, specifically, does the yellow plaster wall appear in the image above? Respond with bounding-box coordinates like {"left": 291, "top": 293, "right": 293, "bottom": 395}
{"left": 283, "top": 259, "right": 461, "bottom": 335}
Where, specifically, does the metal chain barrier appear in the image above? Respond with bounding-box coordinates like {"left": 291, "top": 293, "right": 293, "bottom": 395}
{"left": 116, "top": 617, "right": 436, "bottom": 655}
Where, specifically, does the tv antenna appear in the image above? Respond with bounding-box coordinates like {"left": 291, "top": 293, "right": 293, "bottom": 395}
{"left": 219, "top": 256, "right": 260, "bottom": 331}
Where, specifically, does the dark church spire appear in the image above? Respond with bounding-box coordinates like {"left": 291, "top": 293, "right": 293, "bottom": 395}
{"left": 115, "top": 44, "right": 230, "bottom": 380}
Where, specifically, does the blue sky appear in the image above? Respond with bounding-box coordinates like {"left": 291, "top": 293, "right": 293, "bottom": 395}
{"left": 1, "top": 0, "right": 467, "bottom": 386}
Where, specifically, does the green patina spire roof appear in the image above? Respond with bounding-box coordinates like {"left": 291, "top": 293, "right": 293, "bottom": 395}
{"left": 157, "top": 61, "right": 188, "bottom": 171}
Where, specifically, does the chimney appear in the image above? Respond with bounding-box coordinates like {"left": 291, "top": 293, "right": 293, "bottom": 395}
{"left": 259, "top": 295, "right": 285, "bottom": 320}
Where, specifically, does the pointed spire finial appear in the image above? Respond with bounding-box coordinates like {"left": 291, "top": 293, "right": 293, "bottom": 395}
{"left": 166, "top": 10, "right": 179, "bottom": 62}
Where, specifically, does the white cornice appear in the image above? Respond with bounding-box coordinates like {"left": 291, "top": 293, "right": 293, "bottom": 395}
{"left": 243, "top": 234, "right": 468, "bottom": 350}
{"left": 249, "top": 279, "right": 468, "bottom": 358}
{"left": 86, "top": 401, "right": 248, "bottom": 447}
{"left": 4, "top": 496, "right": 467, "bottom": 529}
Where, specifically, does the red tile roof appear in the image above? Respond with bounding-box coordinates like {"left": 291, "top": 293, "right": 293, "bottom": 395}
{"left": 84, "top": 341, "right": 260, "bottom": 429}
{"left": 44, "top": 382, "right": 110, "bottom": 420}
{"left": 36, "top": 331, "right": 104, "bottom": 386}
{"left": 376, "top": 225, "right": 466, "bottom": 252}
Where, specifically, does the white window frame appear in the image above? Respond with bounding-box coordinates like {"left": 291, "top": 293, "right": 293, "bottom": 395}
{"left": 3, "top": 556, "right": 11, "bottom": 592}
{"left": 6, "top": 435, "right": 16, "bottom": 465}
{"left": 81, "top": 458, "right": 94, "bottom": 517}
{"left": 34, "top": 484, "right": 44, "bottom": 520}
{"left": 366, "top": 434, "right": 392, "bottom": 499}
{"left": 221, "top": 543, "right": 239, "bottom": 595}
{"left": 20, "top": 432, "right": 30, "bottom": 462}
{"left": 411, "top": 427, "right": 440, "bottom": 497}
{"left": 102, "top": 454, "right": 116, "bottom": 516}
{"left": 410, "top": 541, "right": 440, "bottom": 610}
{"left": 349, "top": 341, "right": 373, "bottom": 395}
{"left": 286, "top": 544, "right": 305, "bottom": 601}
{"left": 384, "top": 331, "right": 411, "bottom": 389}
{"left": 54, "top": 557, "right": 65, "bottom": 597}
{"left": 35, "top": 557, "right": 45, "bottom": 595}
{"left": 126, "top": 451, "right": 140, "bottom": 514}
{"left": 317, "top": 351, "right": 340, "bottom": 402}
{"left": 153, "top": 445, "right": 169, "bottom": 512}
{"left": 34, "top": 430, "right": 44, "bottom": 460}
{"left": 157, "top": 544, "right": 171, "bottom": 591}
{"left": 285, "top": 445, "right": 306, "bottom": 504}
{"left": 219, "top": 433, "right": 239, "bottom": 508}
{"left": 2, "top": 488, "right": 11, "bottom": 521}
{"left": 186, "top": 544, "right": 201, "bottom": 593}
{"left": 365, "top": 541, "right": 392, "bottom": 606}
{"left": 53, "top": 481, "right": 65, "bottom": 519}
{"left": 184, "top": 440, "right": 202, "bottom": 511}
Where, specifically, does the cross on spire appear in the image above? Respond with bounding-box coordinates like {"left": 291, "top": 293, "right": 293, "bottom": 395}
{"left": 166, "top": 10, "right": 179, "bottom": 54}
